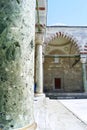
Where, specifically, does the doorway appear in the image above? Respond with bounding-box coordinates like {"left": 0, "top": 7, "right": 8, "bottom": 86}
{"left": 55, "top": 78, "right": 61, "bottom": 89}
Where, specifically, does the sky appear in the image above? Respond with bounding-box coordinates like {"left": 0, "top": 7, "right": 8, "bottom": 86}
{"left": 47, "top": 0, "right": 87, "bottom": 26}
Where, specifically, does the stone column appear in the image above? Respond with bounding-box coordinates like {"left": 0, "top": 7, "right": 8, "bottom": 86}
{"left": 80, "top": 55, "right": 87, "bottom": 92}
{"left": 35, "top": 33, "right": 44, "bottom": 95}
{"left": 0, "top": 0, "right": 36, "bottom": 130}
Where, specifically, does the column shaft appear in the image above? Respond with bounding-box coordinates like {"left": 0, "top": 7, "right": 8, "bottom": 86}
{"left": 0, "top": 0, "right": 36, "bottom": 130}
{"left": 82, "top": 63, "right": 87, "bottom": 92}
{"left": 36, "top": 44, "right": 43, "bottom": 93}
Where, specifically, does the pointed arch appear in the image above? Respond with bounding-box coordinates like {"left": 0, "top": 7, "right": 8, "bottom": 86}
{"left": 44, "top": 31, "right": 82, "bottom": 54}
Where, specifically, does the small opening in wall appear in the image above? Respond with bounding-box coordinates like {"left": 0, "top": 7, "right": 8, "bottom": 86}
{"left": 54, "top": 55, "right": 59, "bottom": 63}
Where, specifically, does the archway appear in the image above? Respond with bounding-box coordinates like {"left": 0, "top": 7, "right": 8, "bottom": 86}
{"left": 43, "top": 32, "right": 83, "bottom": 93}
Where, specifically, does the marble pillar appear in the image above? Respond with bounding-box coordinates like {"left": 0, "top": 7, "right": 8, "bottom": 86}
{"left": 80, "top": 55, "right": 87, "bottom": 92}
{"left": 35, "top": 33, "right": 44, "bottom": 94}
{"left": 82, "top": 63, "right": 87, "bottom": 92}
{"left": 0, "top": 0, "right": 36, "bottom": 130}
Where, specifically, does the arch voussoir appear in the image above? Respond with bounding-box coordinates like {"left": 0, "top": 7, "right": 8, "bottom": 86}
{"left": 44, "top": 31, "right": 81, "bottom": 53}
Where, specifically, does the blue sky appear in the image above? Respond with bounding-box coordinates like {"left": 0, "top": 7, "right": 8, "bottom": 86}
{"left": 47, "top": 0, "right": 87, "bottom": 26}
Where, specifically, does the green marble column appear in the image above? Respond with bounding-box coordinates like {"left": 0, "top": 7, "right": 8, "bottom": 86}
{"left": 82, "top": 63, "right": 87, "bottom": 92}
{"left": 0, "top": 0, "right": 36, "bottom": 130}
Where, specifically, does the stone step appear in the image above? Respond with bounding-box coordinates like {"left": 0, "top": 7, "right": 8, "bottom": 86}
{"left": 46, "top": 93, "right": 87, "bottom": 99}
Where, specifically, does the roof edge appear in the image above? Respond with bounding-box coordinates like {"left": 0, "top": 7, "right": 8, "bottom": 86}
{"left": 47, "top": 25, "right": 87, "bottom": 28}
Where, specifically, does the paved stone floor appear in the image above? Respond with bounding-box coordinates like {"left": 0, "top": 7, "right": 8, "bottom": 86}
{"left": 59, "top": 99, "right": 87, "bottom": 125}
{"left": 34, "top": 97, "right": 87, "bottom": 130}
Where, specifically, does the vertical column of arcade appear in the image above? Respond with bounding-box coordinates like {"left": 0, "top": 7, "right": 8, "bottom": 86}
{"left": 35, "top": 33, "right": 44, "bottom": 96}
{"left": 0, "top": 0, "right": 36, "bottom": 130}
{"left": 80, "top": 54, "right": 87, "bottom": 92}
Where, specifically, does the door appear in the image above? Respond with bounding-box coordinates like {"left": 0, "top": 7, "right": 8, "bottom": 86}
{"left": 55, "top": 78, "right": 61, "bottom": 89}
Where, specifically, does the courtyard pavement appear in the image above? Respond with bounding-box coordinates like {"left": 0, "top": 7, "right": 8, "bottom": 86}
{"left": 59, "top": 99, "right": 87, "bottom": 125}
{"left": 34, "top": 97, "right": 87, "bottom": 130}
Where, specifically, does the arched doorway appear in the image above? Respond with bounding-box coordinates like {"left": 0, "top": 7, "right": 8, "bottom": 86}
{"left": 43, "top": 32, "right": 83, "bottom": 93}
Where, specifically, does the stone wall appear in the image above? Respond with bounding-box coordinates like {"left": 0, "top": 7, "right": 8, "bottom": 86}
{"left": 44, "top": 44, "right": 83, "bottom": 92}
{"left": 0, "top": 0, "right": 35, "bottom": 129}
{"left": 44, "top": 56, "right": 83, "bottom": 92}
{"left": 43, "top": 26, "right": 86, "bottom": 93}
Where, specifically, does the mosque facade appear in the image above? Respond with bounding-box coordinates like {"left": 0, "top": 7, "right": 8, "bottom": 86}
{"left": 35, "top": 0, "right": 87, "bottom": 95}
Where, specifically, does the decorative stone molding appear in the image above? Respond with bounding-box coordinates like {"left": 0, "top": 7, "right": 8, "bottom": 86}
{"left": 44, "top": 31, "right": 81, "bottom": 53}
{"left": 45, "top": 26, "right": 87, "bottom": 54}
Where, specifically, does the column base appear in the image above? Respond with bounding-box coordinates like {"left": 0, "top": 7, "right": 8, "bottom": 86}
{"left": 16, "top": 122, "right": 37, "bottom": 130}
{"left": 34, "top": 93, "right": 45, "bottom": 103}
{"left": 34, "top": 93, "right": 45, "bottom": 98}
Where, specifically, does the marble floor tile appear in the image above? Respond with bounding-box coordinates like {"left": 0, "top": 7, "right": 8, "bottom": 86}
{"left": 34, "top": 98, "right": 87, "bottom": 130}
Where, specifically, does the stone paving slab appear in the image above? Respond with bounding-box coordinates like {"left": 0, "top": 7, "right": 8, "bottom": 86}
{"left": 59, "top": 99, "right": 87, "bottom": 125}
{"left": 34, "top": 97, "right": 87, "bottom": 130}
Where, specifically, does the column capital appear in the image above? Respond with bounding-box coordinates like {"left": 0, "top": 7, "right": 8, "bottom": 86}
{"left": 35, "top": 32, "right": 44, "bottom": 45}
{"left": 80, "top": 54, "right": 87, "bottom": 63}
